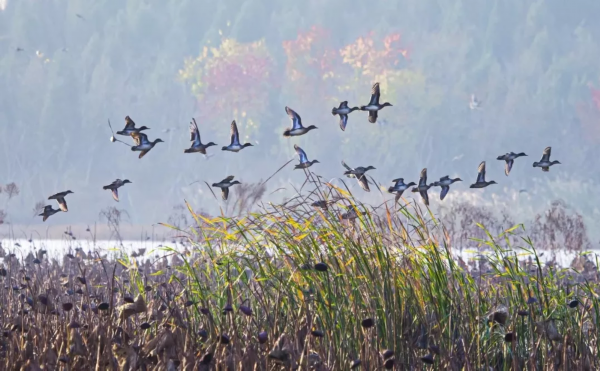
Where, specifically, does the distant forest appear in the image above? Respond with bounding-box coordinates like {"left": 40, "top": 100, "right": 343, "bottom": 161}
{"left": 0, "top": 0, "right": 599, "bottom": 237}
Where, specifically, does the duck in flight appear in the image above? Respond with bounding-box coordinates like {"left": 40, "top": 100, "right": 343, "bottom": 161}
{"left": 283, "top": 107, "right": 318, "bottom": 137}
{"left": 116, "top": 116, "right": 149, "bottom": 136}
{"left": 48, "top": 190, "right": 73, "bottom": 212}
{"left": 103, "top": 179, "right": 132, "bottom": 202}
{"left": 39, "top": 205, "right": 61, "bottom": 222}
{"left": 360, "top": 83, "right": 392, "bottom": 123}
{"left": 343, "top": 164, "right": 376, "bottom": 192}
{"left": 212, "top": 176, "right": 241, "bottom": 201}
{"left": 470, "top": 161, "right": 496, "bottom": 188}
{"left": 294, "top": 144, "right": 319, "bottom": 169}
{"left": 432, "top": 176, "right": 462, "bottom": 200}
{"left": 332, "top": 101, "right": 359, "bottom": 131}
{"left": 222, "top": 121, "right": 253, "bottom": 152}
{"left": 497, "top": 152, "right": 527, "bottom": 176}
{"left": 184, "top": 118, "right": 216, "bottom": 154}
{"left": 533, "top": 146, "right": 561, "bottom": 172}
{"left": 341, "top": 161, "right": 356, "bottom": 179}
{"left": 411, "top": 168, "right": 433, "bottom": 206}
{"left": 469, "top": 94, "right": 482, "bottom": 110}
{"left": 131, "top": 132, "right": 163, "bottom": 159}
{"left": 388, "top": 178, "right": 416, "bottom": 203}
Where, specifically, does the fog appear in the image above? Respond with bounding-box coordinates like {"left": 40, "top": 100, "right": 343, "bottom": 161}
{"left": 0, "top": 0, "right": 599, "bottom": 240}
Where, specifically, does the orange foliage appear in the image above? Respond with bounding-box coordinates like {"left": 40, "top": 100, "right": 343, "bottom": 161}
{"left": 340, "top": 32, "right": 409, "bottom": 77}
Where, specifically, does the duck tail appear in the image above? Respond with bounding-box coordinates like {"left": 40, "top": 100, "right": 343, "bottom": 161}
{"left": 283, "top": 130, "right": 291, "bottom": 137}
{"left": 387, "top": 187, "right": 395, "bottom": 194}
{"left": 331, "top": 107, "right": 337, "bottom": 116}
{"left": 532, "top": 162, "right": 538, "bottom": 167}
{"left": 102, "top": 185, "right": 110, "bottom": 190}
{"left": 184, "top": 148, "right": 192, "bottom": 154}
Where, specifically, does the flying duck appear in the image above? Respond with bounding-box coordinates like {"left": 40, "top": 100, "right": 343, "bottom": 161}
{"left": 39, "top": 205, "right": 61, "bottom": 222}
{"left": 103, "top": 179, "right": 132, "bottom": 202}
{"left": 497, "top": 152, "right": 527, "bottom": 175}
{"left": 211, "top": 176, "right": 241, "bottom": 201}
{"left": 470, "top": 161, "right": 497, "bottom": 188}
{"left": 432, "top": 176, "right": 462, "bottom": 200}
{"left": 294, "top": 144, "right": 319, "bottom": 169}
{"left": 131, "top": 132, "right": 164, "bottom": 159}
{"left": 116, "top": 116, "right": 150, "bottom": 136}
{"left": 48, "top": 190, "right": 73, "bottom": 212}
{"left": 469, "top": 94, "right": 482, "bottom": 110}
{"left": 222, "top": 121, "right": 253, "bottom": 152}
{"left": 533, "top": 147, "right": 561, "bottom": 172}
{"left": 283, "top": 107, "right": 318, "bottom": 137}
{"left": 331, "top": 101, "right": 359, "bottom": 131}
{"left": 184, "top": 118, "right": 217, "bottom": 154}
{"left": 411, "top": 168, "right": 433, "bottom": 205}
{"left": 388, "top": 178, "right": 417, "bottom": 203}
{"left": 360, "top": 83, "right": 392, "bottom": 123}
{"left": 343, "top": 165, "right": 376, "bottom": 192}
{"left": 341, "top": 205, "right": 361, "bottom": 220}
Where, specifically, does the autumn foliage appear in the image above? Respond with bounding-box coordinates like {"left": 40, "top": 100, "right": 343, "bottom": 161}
{"left": 179, "top": 39, "right": 275, "bottom": 120}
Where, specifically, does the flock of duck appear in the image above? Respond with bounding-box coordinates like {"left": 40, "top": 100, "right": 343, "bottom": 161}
{"left": 38, "top": 83, "right": 562, "bottom": 222}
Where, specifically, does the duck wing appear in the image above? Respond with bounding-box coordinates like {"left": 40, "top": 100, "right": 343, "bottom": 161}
{"left": 476, "top": 161, "right": 486, "bottom": 183}
{"left": 230, "top": 120, "right": 240, "bottom": 146}
{"left": 124, "top": 116, "right": 136, "bottom": 130}
{"left": 420, "top": 189, "right": 430, "bottom": 206}
{"left": 505, "top": 159, "right": 513, "bottom": 176}
{"left": 112, "top": 188, "right": 119, "bottom": 202}
{"left": 357, "top": 174, "right": 370, "bottom": 192}
{"left": 190, "top": 118, "right": 201, "bottom": 144}
{"left": 138, "top": 149, "right": 150, "bottom": 159}
{"left": 339, "top": 114, "right": 348, "bottom": 131}
{"left": 131, "top": 132, "right": 149, "bottom": 146}
{"left": 43, "top": 205, "right": 53, "bottom": 212}
{"left": 220, "top": 175, "right": 235, "bottom": 184}
{"left": 56, "top": 197, "right": 68, "bottom": 212}
{"left": 339, "top": 101, "right": 349, "bottom": 109}
{"left": 368, "top": 110, "right": 378, "bottom": 124}
{"left": 419, "top": 168, "right": 428, "bottom": 187}
{"left": 440, "top": 186, "right": 450, "bottom": 200}
{"left": 294, "top": 144, "right": 308, "bottom": 163}
{"left": 440, "top": 175, "right": 450, "bottom": 181}
{"left": 368, "top": 83, "right": 381, "bottom": 106}
{"left": 394, "top": 189, "right": 405, "bottom": 203}
{"left": 222, "top": 187, "right": 229, "bottom": 201}
{"left": 285, "top": 106, "right": 303, "bottom": 130}
{"left": 541, "top": 146, "right": 551, "bottom": 162}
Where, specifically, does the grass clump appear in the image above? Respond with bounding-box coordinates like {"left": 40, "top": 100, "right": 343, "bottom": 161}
{"left": 0, "top": 182, "right": 597, "bottom": 369}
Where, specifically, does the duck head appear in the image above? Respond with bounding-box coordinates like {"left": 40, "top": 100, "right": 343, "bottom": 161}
{"left": 453, "top": 178, "right": 463, "bottom": 182}
{"left": 310, "top": 160, "right": 320, "bottom": 165}
{"left": 382, "top": 102, "right": 393, "bottom": 107}
{"left": 488, "top": 180, "right": 498, "bottom": 185}
{"left": 65, "top": 190, "right": 74, "bottom": 195}
{"left": 230, "top": 181, "right": 241, "bottom": 185}
{"left": 431, "top": 181, "right": 440, "bottom": 187}
{"left": 242, "top": 143, "right": 254, "bottom": 148}
{"left": 206, "top": 142, "right": 217, "bottom": 147}
{"left": 551, "top": 160, "right": 561, "bottom": 165}
{"left": 138, "top": 126, "right": 150, "bottom": 131}
{"left": 517, "top": 152, "right": 527, "bottom": 157}
{"left": 123, "top": 180, "right": 132, "bottom": 184}
{"left": 153, "top": 139, "right": 164, "bottom": 144}
{"left": 307, "top": 125, "right": 318, "bottom": 131}
{"left": 407, "top": 182, "right": 417, "bottom": 187}
{"left": 350, "top": 106, "right": 360, "bottom": 112}
{"left": 365, "top": 166, "right": 376, "bottom": 171}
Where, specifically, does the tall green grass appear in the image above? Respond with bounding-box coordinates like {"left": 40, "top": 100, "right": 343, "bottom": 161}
{"left": 149, "top": 184, "right": 599, "bottom": 369}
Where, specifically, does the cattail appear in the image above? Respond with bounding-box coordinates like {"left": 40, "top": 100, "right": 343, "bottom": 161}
{"left": 258, "top": 331, "right": 268, "bottom": 344}
{"left": 421, "top": 354, "right": 434, "bottom": 364}
{"left": 361, "top": 318, "right": 374, "bottom": 328}
{"left": 314, "top": 262, "right": 328, "bottom": 272}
